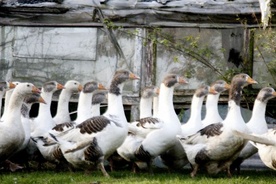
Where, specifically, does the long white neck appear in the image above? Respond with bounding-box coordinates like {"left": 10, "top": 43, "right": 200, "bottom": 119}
{"left": 105, "top": 84, "right": 127, "bottom": 123}
{"left": 75, "top": 91, "right": 93, "bottom": 123}
{"left": 37, "top": 89, "right": 53, "bottom": 119}
{"left": 139, "top": 97, "right": 153, "bottom": 119}
{"left": 157, "top": 83, "right": 178, "bottom": 123}
{"left": 205, "top": 94, "right": 219, "bottom": 115}
{"left": 54, "top": 90, "right": 72, "bottom": 124}
{"left": 246, "top": 100, "right": 268, "bottom": 133}
{"left": 1, "top": 89, "right": 14, "bottom": 121}
{"left": 224, "top": 100, "right": 245, "bottom": 130}
{"left": 153, "top": 96, "right": 159, "bottom": 117}
{"left": 187, "top": 94, "right": 204, "bottom": 125}
{"left": 202, "top": 94, "right": 222, "bottom": 124}
{"left": 91, "top": 103, "right": 101, "bottom": 117}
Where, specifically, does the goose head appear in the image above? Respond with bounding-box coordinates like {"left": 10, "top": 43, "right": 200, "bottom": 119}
{"left": 162, "top": 74, "right": 188, "bottom": 88}
{"left": 24, "top": 93, "right": 46, "bottom": 105}
{"left": 257, "top": 87, "right": 276, "bottom": 103}
{"left": 229, "top": 74, "right": 257, "bottom": 104}
{"left": 82, "top": 81, "right": 106, "bottom": 94}
{"left": 109, "top": 69, "right": 140, "bottom": 95}
{"left": 15, "top": 83, "right": 41, "bottom": 96}
{"left": 64, "top": 80, "right": 83, "bottom": 94}
{"left": 210, "top": 80, "right": 231, "bottom": 95}
{"left": 42, "top": 81, "right": 64, "bottom": 93}
{"left": 141, "top": 86, "right": 159, "bottom": 99}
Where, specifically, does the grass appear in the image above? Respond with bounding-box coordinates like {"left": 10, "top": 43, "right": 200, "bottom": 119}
{"left": 0, "top": 167, "right": 275, "bottom": 184}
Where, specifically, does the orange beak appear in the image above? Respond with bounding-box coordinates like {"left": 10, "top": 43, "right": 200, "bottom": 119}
{"left": 32, "top": 86, "right": 41, "bottom": 94}
{"left": 57, "top": 83, "right": 65, "bottom": 90}
{"left": 98, "top": 83, "right": 107, "bottom": 90}
{"left": 9, "top": 82, "right": 16, "bottom": 89}
{"left": 78, "top": 84, "right": 83, "bottom": 92}
{"left": 224, "top": 83, "right": 231, "bottom": 90}
{"left": 39, "top": 96, "right": 47, "bottom": 104}
{"left": 178, "top": 77, "right": 188, "bottom": 84}
{"left": 209, "top": 87, "right": 218, "bottom": 95}
{"left": 129, "top": 73, "right": 140, "bottom": 80}
{"left": 247, "top": 77, "right": 258, "bottom": 84}
{"left": 272, "top": 91, "right": 276, "bottom": 97}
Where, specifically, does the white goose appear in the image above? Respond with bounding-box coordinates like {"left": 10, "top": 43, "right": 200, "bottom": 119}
{"left": 181, "top": 85, "right": 218, "bottom": 137}
{"left": 47, "top": 69, "right": 140, "bottom": 177}
{"left": 177, "top": 73, "right": 257, "bottom": 177}
{"left": 34, "top": 81, "right": 105, "bottom": 166}
{"left": 231, "top": 87, "right": 276, "bottom": 172}
{"left": 0, "top": 81, "right": 16, "bottom": 117}
{"left": 134, "top": 74, "right": 188, "bottom": 173}
{"left": 31, "top": 81, "right": 64, "bottom": 137}
{"left": 160, "top": 84, "right": 217, "bottom": 170}
{"left": 53, "top": 80, "right": 82, "bottom": 125}
{"left": 0, "top": 83, "right": 40, "bottom": 164}
{"left": 116, "top": 86, "right": 159, "bottom": 167}
{"left": 74, "top": 81, "right": 106, "bottom": 124}
{"left": 8, "top": 93, "right": 46, "bottom": 169}
{"left": 202, "top": 80, "right": 231, "bottom": 127}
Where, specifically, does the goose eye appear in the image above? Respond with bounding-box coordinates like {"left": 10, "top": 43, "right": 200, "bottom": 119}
{"left": 27, "top": 84, "right": 30, "bottom": 87}
{"left": 74, "top": 82, "right": 77, "bottom": 85}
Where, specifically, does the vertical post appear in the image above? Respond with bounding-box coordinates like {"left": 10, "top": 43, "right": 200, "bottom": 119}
{"left": 130, "top": 28, "right": 145, "bottom": 122}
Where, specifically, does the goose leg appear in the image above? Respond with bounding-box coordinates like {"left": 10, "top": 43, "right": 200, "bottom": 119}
{"left": 98, "top": 161, "right": 110, "bottom": 177}
{"left": 190, "top": 164, "right": 199, "bottom": 178}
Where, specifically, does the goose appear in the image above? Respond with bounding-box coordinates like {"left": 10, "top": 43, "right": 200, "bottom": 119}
{"left": 134, "top": 74, "right": 188, "bottom": 173}
{"left": 0, "top": 83, "right": 41, "bottom": 164}
{"left": 116, "top": 86, "right": 159, "bottom": 170}
{"left": 31, "top": 81, "right": 64, "bottom": 137}
{"left": 181, "top": 85, "right": 218, "bottom": 137}
{"left": 34, "top": 81, "right": 105, "bottom": 166}
{"left": 233, "top": 128, "right": 276, "bottom": 171}
{"left": 8, "top": 93, "right": 46, "bottom": 170}
{"left": 159, "top": 84, "right": 218, "bottom": 170}
{"left": 74, "top": 81, "right": 106, "bottom": 124}
{"left": 53, "top": 80, "right": 82, "bottom": 125}
{"left": 177, "top": 73, "right": 257, "bottom": 177}
{"left": 46, "top": 69, "right": 140, "bottom": 177}
{"left": 1, "top": 81, "right": 20, "bottom": 121}
{"left": 231, "top": 87, "right": 276, "bottom": 173}
{"left": 202, "top": 80, "right": 231, "bottom": 127}
{"left": 0, "top": 81, "right": 16, "bottom": 117}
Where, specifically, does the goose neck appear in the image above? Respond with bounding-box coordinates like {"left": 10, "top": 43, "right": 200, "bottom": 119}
{"left": 139, "top": 97, "right": 153, "bottom": 119}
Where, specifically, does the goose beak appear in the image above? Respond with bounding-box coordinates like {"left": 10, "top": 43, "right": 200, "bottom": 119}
{"left": 98, "top": 83, "right": 107, "bottom": 90}
{"left": 32, "top": 86, "right": 41, "bottom": 94}
{"left": 247, "top": 77, "right": 258, "bottom": 84}
{"left": 224, "top": 83, "right": 231, "bottom": 90}
{"left": 129, "top": 73, "right": 140, "bottom": 80}
{"left": 9, "top": 82, "right": 16, "bottom": 89}
{"left": 78, "top": 84, "right": 83, "bottom": 92}
{"left": 209, "top": 87, "right": 218, "bottom": 95}
{"left": 155, "top": 87, "right": 160, "bottom": 95}
{"left": 178, "top": 77, "right": 188, "bottom": 84}
{"left": 57, "top": 83, "right": 65, "bottom": 90}
{"left": 39, "top": 96, "right": 47, "bottom": 104}
{"left": 272, "top": 92, "right": 276, "bottom": 97}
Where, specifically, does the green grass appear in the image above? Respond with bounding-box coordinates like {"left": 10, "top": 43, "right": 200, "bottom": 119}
{"left": 0, "top": 168, "right": 275, "bottom": 184}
